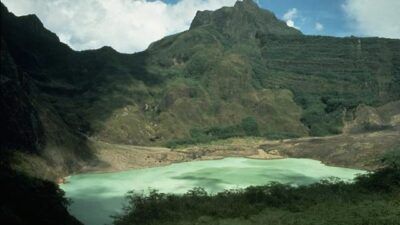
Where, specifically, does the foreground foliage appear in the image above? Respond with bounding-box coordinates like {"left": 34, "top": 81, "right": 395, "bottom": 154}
{"left": 114, "top": 150, "right": 400, "bottom": 225}
{"left": 0, "top": 160, "right": 82, "bottom": 225}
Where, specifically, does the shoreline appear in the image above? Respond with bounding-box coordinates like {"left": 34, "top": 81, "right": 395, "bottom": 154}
{"left": 57, "top": 150, "right": 356, "bottom": 184}
{"left": 56, "top": 129, "right": 399, "bottom": 183}
{"left": 69, "top": 147, "right": 283, "bottom": 176}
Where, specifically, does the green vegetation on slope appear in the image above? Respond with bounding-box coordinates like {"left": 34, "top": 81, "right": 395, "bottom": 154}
{"left": 258, "top": 35, "right": 400, "bottom": 136}
{"left": 166, "top": 116, "right": 301, "bottom": 148}
{"left": 113, "top": 148, "right": 400, "bottom": 225}
{"left": 165, "top": 116, "right": 260, "bottom": 148}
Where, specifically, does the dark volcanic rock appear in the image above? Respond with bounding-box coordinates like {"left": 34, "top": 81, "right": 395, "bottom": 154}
{"left": 0, "top": 39, "right": 45, "bottom": 153}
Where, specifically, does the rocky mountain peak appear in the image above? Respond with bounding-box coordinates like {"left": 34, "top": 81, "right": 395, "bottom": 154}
{"left": 190, "top": 0, "right": 301, "bottom": 38}
{"left": 234, "top": 0, "right": 258, "bottom": 8}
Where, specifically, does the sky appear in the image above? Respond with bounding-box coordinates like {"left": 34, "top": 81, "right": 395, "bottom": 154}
{"left": 2, "top": 0, "right": 399, "bottom": 53}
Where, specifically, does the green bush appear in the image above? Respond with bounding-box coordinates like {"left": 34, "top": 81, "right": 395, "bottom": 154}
{"left": 381, "top": 147, "right": 400, "bottom": 169}
{"left": 240, "top": 117, "right": 260, "bottom": 136}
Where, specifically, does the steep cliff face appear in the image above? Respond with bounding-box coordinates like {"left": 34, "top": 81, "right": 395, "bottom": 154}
{"left": 0, "top": 39, "right": 44, "bottom": 153}
{"left": 1, "top": 4, "right": 95, "bottom": 179}
{"left": 1, "top": 1, "right": 399, "bottom": 177}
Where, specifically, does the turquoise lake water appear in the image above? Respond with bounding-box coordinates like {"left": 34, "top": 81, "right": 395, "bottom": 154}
{"left": 60, "top": 157, "right": 365, "bottom": 225}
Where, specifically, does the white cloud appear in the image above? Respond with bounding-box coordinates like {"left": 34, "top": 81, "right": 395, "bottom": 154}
{"left": 342, "top": 0, "right": 400, "bottom": 39}
{"left": 283, "top": 8, "right": 299, "bottom": 29}
{"left": 286, "top": 20, "right": 295, "bottom": 28}
{"left": 315, "top": 22, "right": 324, "bottom": 31}
{"left": 2, "top": 0, "right": 237, "bottom": 53}
{"left": 283, "top": 8, "right": 297, "bottom": 21}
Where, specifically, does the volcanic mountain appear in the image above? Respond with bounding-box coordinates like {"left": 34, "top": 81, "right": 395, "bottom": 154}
{"left": 1, "top": 0, "right": 399, "bottom": 178}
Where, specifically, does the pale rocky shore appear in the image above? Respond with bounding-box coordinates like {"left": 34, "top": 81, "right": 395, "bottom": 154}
{"left": 82, "top": 128, "right": 399, "bottom": 175}
{"left": 83, "top": 138, "right": 283, "bottom": 174}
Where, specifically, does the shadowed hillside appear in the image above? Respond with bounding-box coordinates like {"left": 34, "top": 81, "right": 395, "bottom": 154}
{"left": 0, "top": 156, "right": 83, "bottom": 225}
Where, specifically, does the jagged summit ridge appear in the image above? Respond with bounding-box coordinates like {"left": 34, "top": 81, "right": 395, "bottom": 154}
{"left": 190, "top": 0, "right": 301, "bottom": 37}
{"left": 235, "top": 0, "right": 259, "bottom": 8}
